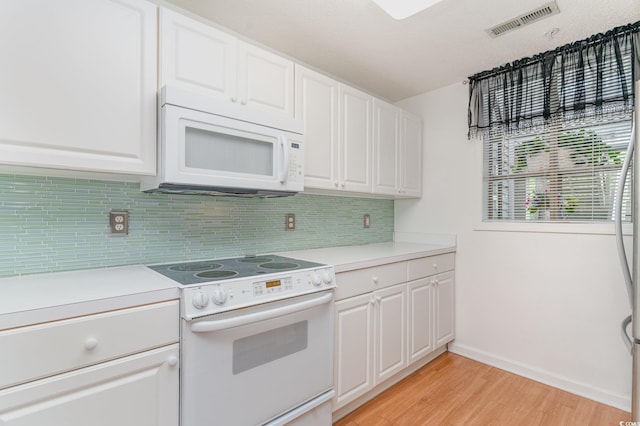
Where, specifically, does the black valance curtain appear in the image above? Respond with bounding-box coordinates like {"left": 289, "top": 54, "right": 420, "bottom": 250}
{"left": 468, "top": 21, "right": 640, "bottom": 139}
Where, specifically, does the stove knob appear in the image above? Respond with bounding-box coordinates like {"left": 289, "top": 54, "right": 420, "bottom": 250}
{"left": 322, "top": 272, "right": 333, "bottom": 285}
{"left": 192, "top": 292, "right": 209, "bottom": 309}
{"left": 212, "top": 287, "right": 228, "bottom": 305}
{"left": 311, "top": 273, "right": 323, "bottom": 287}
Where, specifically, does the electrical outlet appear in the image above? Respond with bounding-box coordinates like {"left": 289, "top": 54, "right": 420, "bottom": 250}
{"left": 364, "top": 214, "right": 371, "bottom": 228}
{"left": 109, "top": 210, "right": 129, "bottom": 235}
{"left": 285, "top": 213, "right": 295, "bottom": 230}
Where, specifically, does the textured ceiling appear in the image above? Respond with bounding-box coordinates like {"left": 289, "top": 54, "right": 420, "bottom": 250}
{"left": 163, "top": 0, "right": 640, "bottom": 102}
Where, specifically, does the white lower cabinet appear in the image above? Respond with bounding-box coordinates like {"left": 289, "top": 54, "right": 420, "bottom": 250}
{"left": 434, "top": 271, "right": 455, "bottom": 348}
{"left": 0, "top": 300, "right": 180, "bottom": 426}
{"left": 0, "top": 345, "right": 179, "bottom": 426}
{"left": 375, "top": 284, "right": 407, "bottom": 384}
{"left": 406, "top": 271, "right": 455, "bottom": 364}
{"left": 334, "top": 293, "right": 375, "bottom": 409}
{"left": 333, "top": 254, "right": 455, "bottom": 414}
{"left": 407, "top": 278, "right": 433, "bottom": 363}
{"left": 334, "top": 283, "right": 406, "bottom": 410}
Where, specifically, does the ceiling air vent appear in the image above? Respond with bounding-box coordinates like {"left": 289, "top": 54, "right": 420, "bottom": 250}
{"left": 486, "top": 1, "right": 560, "bottom": 38}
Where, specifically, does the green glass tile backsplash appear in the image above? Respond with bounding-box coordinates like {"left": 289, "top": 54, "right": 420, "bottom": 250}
{"left": 0, "top": 174, "right": 394, "bottom": 278}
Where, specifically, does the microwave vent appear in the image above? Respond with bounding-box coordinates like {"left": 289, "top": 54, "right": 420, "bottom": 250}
{"left": 486, "top": 1, "right": 560, "bottom": 38}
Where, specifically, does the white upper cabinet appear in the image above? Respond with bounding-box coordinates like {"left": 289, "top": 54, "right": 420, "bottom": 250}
{"left": 339, "top": 84, "right": 373, "bottom": 193}
{"left": 373, "top": 100, "right": 422, "bottom": 198}
{"left": 294, "top": 65, "right": 339, "bottom": 190}
{"left": 237, "top": 42, "right": 294, "bottom": 116}
{"left": 0, "top": 0, "right": 157, "bottom": 175}
{"left": 160, "top": 8, "right": 236, "bottom": 101}
{"left": 296, "top": 66, "right": 421, "bottom": 198}
{"left": 399, "top": 111, "right": 423, "bottom": 197}
{"left": 160, "top": 8, "right": 294, "bottom": 117}
{"left": 296, "top": 68, "right": 373, "bottom": 193}
{"left": 373, "top": 99, "right": 400, "bottom": 196}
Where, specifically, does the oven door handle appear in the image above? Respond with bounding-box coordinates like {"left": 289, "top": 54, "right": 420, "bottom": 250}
{"left": 190, "top": 292, "right": 334, "bottom": 333}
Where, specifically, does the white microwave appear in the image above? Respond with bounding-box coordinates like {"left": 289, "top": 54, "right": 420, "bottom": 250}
{"left": 140, "top": 85, "right": 304, "bottom": 197}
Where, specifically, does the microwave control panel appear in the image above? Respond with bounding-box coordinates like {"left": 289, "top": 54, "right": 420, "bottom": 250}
{"left": 287, "top": 141, "right": 304, "bottom": 186}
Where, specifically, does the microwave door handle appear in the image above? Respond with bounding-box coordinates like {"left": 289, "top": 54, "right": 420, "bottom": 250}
{"left": 190, "top": 292, "right": 333, "bottom": 333}
{"left": 278, "top": 135, "right": 289, "bottom": 184}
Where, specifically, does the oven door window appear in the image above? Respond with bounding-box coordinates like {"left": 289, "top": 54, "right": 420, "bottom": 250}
{"left": 233, "top": 320, "right": 307, "bottom": 375}
{"left": 184, "top": 126, "right": 274, "bottom": 177}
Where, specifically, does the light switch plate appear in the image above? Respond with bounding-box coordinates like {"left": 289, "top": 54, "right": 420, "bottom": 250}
{"left": 364, "top": 214, "right": 371, "bottom": 228}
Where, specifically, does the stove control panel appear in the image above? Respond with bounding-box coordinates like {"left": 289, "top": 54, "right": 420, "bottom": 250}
{"left": 182, "top": 266, "right": 336, "bottom": 319}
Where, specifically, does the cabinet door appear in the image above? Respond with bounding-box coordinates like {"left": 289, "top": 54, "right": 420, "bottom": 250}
{"left": 238, "top": 42, "right": 294, "bottom": 117}
{"left": 160, "top": 7, "right": 237, "bottom": 101}
{"left": 373, "top": 99, "right": 400, "bottom": 196}
{"left": 0, "top": 0, "right": 157, "bottom": 175}
{"left": 0, "top": 345, "right": 179, "bottom": 426}
{"left": 434, "top": 271, "right": 455, "bottom": 348}
{"left": 399, "top": 111, "right": 423, "bottom": 197}
{"left": 334, "top": 294, "right": 374, "bottom": 410}
{"left": 339, "top": 84, "right": 373, "bottom": 193}
{"left": 407, "top": 278, "right": 433, "bottom": 364}
{"left": 295, "top": 65, "right": 339, "bottom": 190}
{"left": 374, "top": 284, "right": 407, "bottom": 384}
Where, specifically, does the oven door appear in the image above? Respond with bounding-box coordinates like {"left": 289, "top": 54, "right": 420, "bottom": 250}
{"left": 181, "top": 291, "right": 334, "bottom": 426}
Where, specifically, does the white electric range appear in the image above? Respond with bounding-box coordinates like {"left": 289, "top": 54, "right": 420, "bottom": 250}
{"left": 148, "top": 254, "right": 336, "bottom": 426}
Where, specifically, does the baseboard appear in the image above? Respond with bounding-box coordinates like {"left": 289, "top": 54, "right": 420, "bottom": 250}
{"left": 448, "top": 342, "right": 631, "bottom": 412}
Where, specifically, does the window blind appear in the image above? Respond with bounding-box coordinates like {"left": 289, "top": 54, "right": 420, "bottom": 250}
{"left": 484, "top": 117, "right": 633, "bottom": 221}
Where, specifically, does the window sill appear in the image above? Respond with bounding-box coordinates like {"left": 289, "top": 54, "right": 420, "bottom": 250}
{"left": 475, "top": 220, "right": 632, "bottom": 236}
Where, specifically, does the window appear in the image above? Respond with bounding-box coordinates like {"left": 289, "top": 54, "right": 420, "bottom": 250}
{"left": 468, "top": 21, "right": 639, "bottom": 223}
{"left": 484, "top": 116, "right": 633, "bottom": 222}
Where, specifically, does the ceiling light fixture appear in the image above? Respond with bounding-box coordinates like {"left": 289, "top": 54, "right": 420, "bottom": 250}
{"left": 370, "top": 0, "right": 445, "bottom": 20}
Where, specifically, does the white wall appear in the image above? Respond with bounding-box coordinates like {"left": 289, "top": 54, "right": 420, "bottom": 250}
{"left": 395, "top": 82, "right": 633, "bottom": 410}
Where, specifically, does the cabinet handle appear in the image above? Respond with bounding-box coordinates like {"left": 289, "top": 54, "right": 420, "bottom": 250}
{"left": 84, "top": 337, "right": 98, "bottom": 351}
{"left": 230, "top": 97, "right": 237, "bottom": 103}
{"left": 434, "top": 279, "right": 440, "bottom": 286}
{"left": 240, "top": 99, "right": 247, "bottom": 105}
{"left": 433, "top": 263, "right": 438, "bottom": 270}
{"left": 341, "top": 182, "right": 345, "bottom": 188}
{"left": 376, "top": 296, "right": 381, "bottom": 304}
{"left": 167, "top": 356, "right": 178, "bottom": 367}
{"left": 372, "top": 276, "right": 379, "bottom": 284}
{"left": 369, "top": 298, "right": 375, "bottom": 305}
{"left": 334, "top": 181, "right": 339, "bottom": 187}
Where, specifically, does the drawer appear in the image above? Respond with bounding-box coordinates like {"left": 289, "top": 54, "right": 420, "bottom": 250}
{"left": 0, "top": 300, "right": 179, "bottom": 390}
{"left": 407, "top": 253, "right": 455, "bottom": 281}
{"left": 335, "top": 261, "right": 407, "bottom": 301}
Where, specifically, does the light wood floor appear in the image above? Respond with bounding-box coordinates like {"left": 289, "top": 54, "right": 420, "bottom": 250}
{"left": 333, "top": 352, "right": 630, "bottom": 426}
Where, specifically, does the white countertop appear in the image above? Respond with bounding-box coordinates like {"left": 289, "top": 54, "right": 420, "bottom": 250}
{"left": 0, "top": 241, "right": 455, "bottom": 330}
{"left": 279, "top": 241, "right": 456, "bottom": 273}
{"left": 0, "top": 266, "right": 180, "bottom": 330}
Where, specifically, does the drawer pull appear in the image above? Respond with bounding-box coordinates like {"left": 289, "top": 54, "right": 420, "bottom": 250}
{"left": 167, "top": 356, "right": 178, "bottom": 367}
{"left": 372, "top": 276, "right": 379, "bottom": 284}
{"left": 433, "top": 263, "right": 438, "bottom": 270}
{"left": 84, "top": 337, "right": 98, "bottom": 351}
